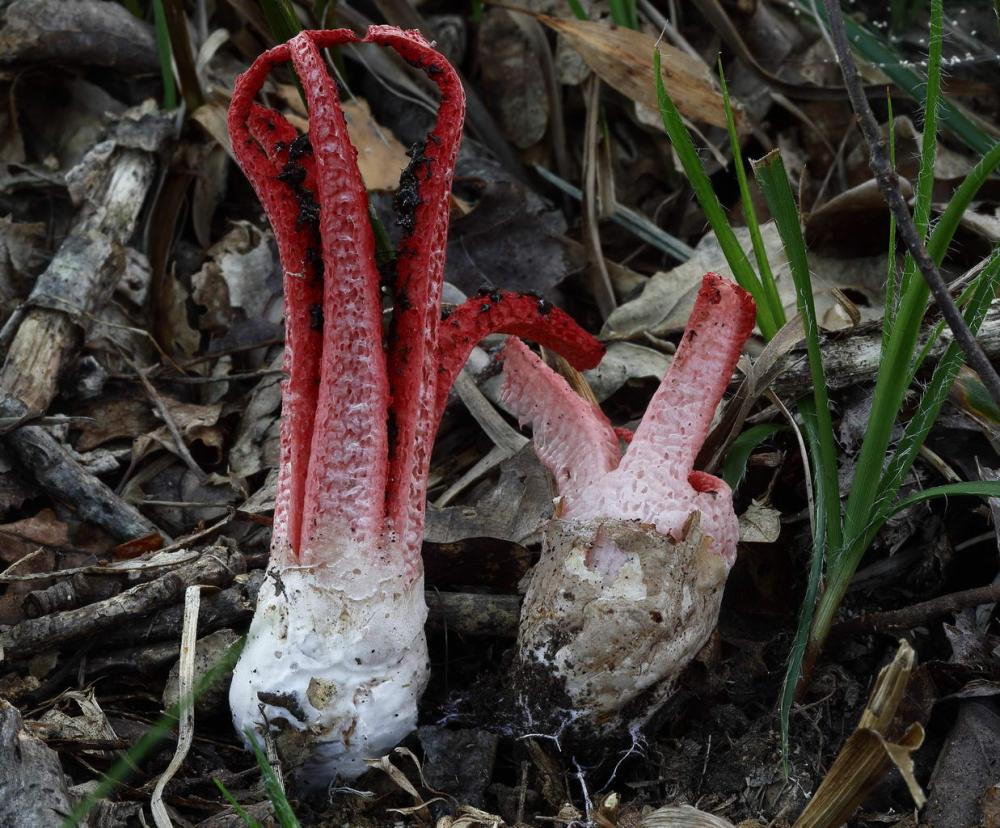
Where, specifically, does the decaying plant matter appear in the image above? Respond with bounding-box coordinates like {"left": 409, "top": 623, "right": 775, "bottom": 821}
{"left": 502, "top": 272, "right": 755, "bottom": 734}
{"left": 226, "top": 26, "right": 604, "bottom": 786}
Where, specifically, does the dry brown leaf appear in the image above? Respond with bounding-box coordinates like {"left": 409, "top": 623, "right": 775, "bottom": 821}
{"left": 538, "top": 16, "right": 734, "bottom": 128}
{"left": 792, "top": 640, "right": 925, "bottom": 828}
{"left": 273, "top": 84, "right": 409, "bottom": 190}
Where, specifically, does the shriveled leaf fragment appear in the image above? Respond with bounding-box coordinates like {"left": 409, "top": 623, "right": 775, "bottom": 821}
{"left": 134, "top": 399, "right": 225, "bottom": 466}
{"left": 738, "top": 500, "right": 781, "bottom": 544}
{"left": 582, "top": 341, "right": 670, "bottom": 402}
{"left": 229, "top": 352, "right": 284, "bottom": 483}
{"left": 72, "top": 397, "right": 160, "bottom": 452}
{"left": 445, "top": 158, "right": 577, "bottom": 295}
{"left": 539, "top": 16, "right": 733, "bottom": 128}
{"left": 36, "top": 689, "right": 117, "bottom": 755}
{"left": 478, "top": 9, "right": 548, "bottom": 149}
{"left": 639, "top": 804, "right": 737, "bottom": 827}
{"left": 192, "top": 223, "right": 280, "bottom": 331}
{"left": 792, "top": 640, "right": 925, "bottom": 828}
{"left": 602, "top": 222, "right": 883, "bottom": 340}
{"left": 425, "top": 446, "right": 554, "bottom": 546}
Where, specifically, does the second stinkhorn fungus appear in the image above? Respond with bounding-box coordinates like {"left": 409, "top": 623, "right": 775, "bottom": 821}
{"left": 501, "top": 273, "right": 755, "bottom": 734}
{"left": 226, "top": 27, "right": 603, "bottom": 786}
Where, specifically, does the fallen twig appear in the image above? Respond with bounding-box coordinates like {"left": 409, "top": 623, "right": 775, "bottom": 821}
{"left": 0, "top": 399, "right": 159, "bottom": 543}
{"left": 0, "top": 540, "right": 244, "bottom": 661}
{"left": 833, "top": 581, "right": 1000, "bottom": 637}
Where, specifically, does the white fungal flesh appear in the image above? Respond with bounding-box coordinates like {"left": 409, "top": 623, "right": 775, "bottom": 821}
{"left": 518, "top": 516, "right": 727, "bottom": 731}
{"left": 229, "top": 559, "right": 428, "bottom": 787}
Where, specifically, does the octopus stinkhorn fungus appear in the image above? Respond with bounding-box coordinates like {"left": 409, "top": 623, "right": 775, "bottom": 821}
{"left": 501, "top": 272, "right": 755, "bottom": 734}
{"left": 227, "top": 26, "right": 604, "bottom": 785}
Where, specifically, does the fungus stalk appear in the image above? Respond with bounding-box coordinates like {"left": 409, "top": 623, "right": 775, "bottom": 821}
{"left": 501, "top": 273, "right": 755, "bottom": 733}
{"left": 227, "top": 27, "right": 604, "bottom": 786}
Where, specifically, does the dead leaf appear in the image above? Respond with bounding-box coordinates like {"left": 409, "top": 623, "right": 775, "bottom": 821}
{"left": 738, "top": 500, "right": 782, "bottom": 544}
{"left": 272, "top": 84, "right": 409, "bottom": 191}
{"left": 134, "top": 399, "right": 225, "bottom": 465}
{"left": 478, "top": 9, "right": 549, "bottom": 149}
{"left": 792, "top": 640, "right": 925, "bottom": 828}
{"left": 582, "top": 341, "right": 670, "bottom": 402}
{"left": 72, "top": 397, "right": 160, "bottom": 452}
{"left": 539, "top": 16, "right": 734, "bottom": 128}
{"left": 192, "top": 222, "right": 280, "bottom": 331}
{"left": 602, "top": 222, "right": 885, "bottom": 340}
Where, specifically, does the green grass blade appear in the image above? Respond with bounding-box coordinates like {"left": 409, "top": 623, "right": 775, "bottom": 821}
{"left": 752, "top": 150, "right": 841, "bottom": 552}
{"left": 814, "top": 249, "right": 1000, "bottom": 662}
{"left": 718, "top": 63, "right": 785, "bottom": 330}
{"left": 566, "top": 0, "right": 589, "bottom": 20}
{"left": 653, "top": 49, "right": 778, "bottom": 339}
{"left": 245, "top": 730, "right": 302, "bottom": 828}
{"left": 722, "top": 423, "right": 784, "bottom": 490}
{"left": 61, "top": 638, "right": 245, "bottom": 827}
{"left": 912, "top": 0, "right": 943, "bottom": 242}
{"left": 886, "top": 481, "right": 1000, "bottom": 520}
{"left": 841, "top": 0, "right": 998, "bottom": 558}
{"left": 876, "top": 250, "right": 1000, "bottom": 516}
{"left": 152, "top": 0, "right": 177, "bottom": 110}
{"left": 260, "top": 0, "right": 301, "bottom": 44}
{"left": 882, "top": 95, "right": 898, "bottom": 356}
{"left": 214, "top": 779, "right": 265, "bottom": 828}
{"left": 798, "top": 0, "right": 994, "bottom": 155}
{"left": 780, "top": 398, "right": 828, "bottom": 768}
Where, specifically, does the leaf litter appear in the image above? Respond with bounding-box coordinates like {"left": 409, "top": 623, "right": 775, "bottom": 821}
{"left": 0, "top": 1, "right": 998, "bottom": 826}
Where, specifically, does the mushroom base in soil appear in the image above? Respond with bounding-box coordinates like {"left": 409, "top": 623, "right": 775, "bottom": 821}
{"left": 503, "top": 272, "right": 756, "bottom": 736}
{"left": 231, "top": 559, "right": 428, "bottom": 781}
{"left": 227, "top": 26, "right": 605, "bottom": 787}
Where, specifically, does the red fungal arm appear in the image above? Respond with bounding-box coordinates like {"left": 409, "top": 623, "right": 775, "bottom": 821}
{"left": 230, "top": 44, "right": 328, "bottom": 562}
{"left": 287, "top": 32, "right": 390, "bottom": 561}
{"left": 615, "top": 273, "right": 755, "bottom": 487}
{"left": 369, "top": 27, "right": 467, "bottom": 566}
{"left": 500, "top": 338, "right": 619, "bottom": 507}
{"left": 432, "top": 292, "right": 605, "bottom": 428}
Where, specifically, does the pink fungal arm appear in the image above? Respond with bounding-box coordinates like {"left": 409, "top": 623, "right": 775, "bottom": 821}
{"left": 230, "top": 51, "right": 327, "bottom": 563}
{"left": 503, "top": 272, "right": 755, "bottom": 565}
{"left": 613, "top": 272, "right": 755, "bottom": 494}
{"left": 286, "top": 33, "right": 390, "bottom": 563}
{"left": 500, "top": 338, "right": 619, "bottom": 507}
{"left": 432, "top": 291, "right": 606, "bottom": 428}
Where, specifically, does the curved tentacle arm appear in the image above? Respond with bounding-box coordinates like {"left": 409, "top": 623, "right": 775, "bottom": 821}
{"left": 616, "top": 272, "right": 756, "bottom": 486}
{"left": 287, "top": 32, "right": 391, "bottom": 561}
{"left": 568, "top": 273, "right": 754, "bottom": 558}
{"left": 362, "top": 27, "right": 467, "bottom": 567}
{"left": 500, "top": 338, "right": 619, "bottom": 509}
{"left": 432, "top": 292, "right": 605, "bottom": 429}
{"left": 230, "top": 44, "right": 332, "bottom": 562}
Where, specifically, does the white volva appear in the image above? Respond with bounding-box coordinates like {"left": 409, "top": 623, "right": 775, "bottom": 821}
{"left": 229, "top": 557, "right": 428, "bottom": 786}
